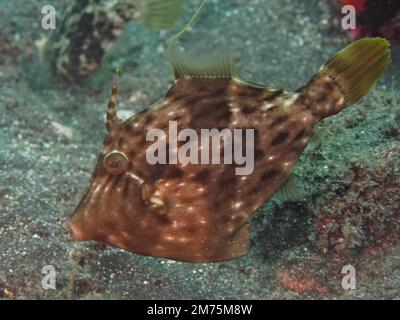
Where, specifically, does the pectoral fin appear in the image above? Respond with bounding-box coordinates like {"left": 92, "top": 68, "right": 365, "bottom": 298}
{"left": 277, "top": 173, "right": 301, "bottom": 202}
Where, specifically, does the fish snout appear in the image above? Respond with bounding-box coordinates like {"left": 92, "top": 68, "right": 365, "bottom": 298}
{"left": 63, "top": 220, "right": 84, "bottom": 241}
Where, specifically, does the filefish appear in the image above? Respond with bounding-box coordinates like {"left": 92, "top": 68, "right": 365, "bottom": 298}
{"left": 45, "top": 0, "right": 185, "bottom": 82}
{"left": 65, "top": 38, "right": 391, "bottom": 262}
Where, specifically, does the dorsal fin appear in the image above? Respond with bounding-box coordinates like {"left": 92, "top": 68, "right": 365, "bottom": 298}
{"left": 106, "top": 68, "right": 121, "bottom": 132}
{"left": 167, "top": 47, "right": 238, "bottom": 80}
{"left": 135, "top": 0, "right": 185, "bottom": 30}
{"left": 166, "top": 0, "right": 239, "bottom": 80}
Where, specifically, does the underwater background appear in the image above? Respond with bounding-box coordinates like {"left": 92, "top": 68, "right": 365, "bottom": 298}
{"left": 0, "top": 0, "right": 399, "bottom": 299}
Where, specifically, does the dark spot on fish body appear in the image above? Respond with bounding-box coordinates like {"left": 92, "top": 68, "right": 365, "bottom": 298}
{"left": 174, "top": 96, "right": 200, "bottom": 108}
{"left": 190, "top": 103, "right": 231, "bottom": 129}
{"left": 271, "top": 132, "right": 289, "bottom": 146}
{"left": 235, "top": 89, "right": 257, "bottom": 98}
{"left": 254, "top": 149, "right": 264, "bottom": 160}
{"left": 294, "top": 129, "right": 306, "bottom": 141}
{"left": 242, "top": 106, "right": 256, "bottom": 114}
{"left": 233, "top": 84, "right": 272, "bottom": 101}
{"left": 144, "top": 114, "right": 155, "bottom": 125}
{"left": 219, "top": 173, "right": 237, "bottom": 188}
{"left": 167, "top": 79, "right": 229, "bottom": 100}
{"left": 322, "top": 79, "right": 335, "bottom": 92}
{"left": 316, "top": 92, "right": 329, "bottom": 104}
{"left": 193, "top": 169, "right": 210, "bottom": 183}
{"left": 197, "top": 81, "right": 229, "bottom": 100}
{"left": 271, "top": 115, "right": 289, "bottom": 128}
{"left": 295, "top": 94, "right": 312, "bottom": 111}
{"left": 156, "top": 214, "right": 171, "bottom": 225}
{"left": 219, "top": 214, "right": 233, "bottom": 226}
{"left": 207, "top": 88, "right": 229, "bottom": 101}
{"left": 246, "top": 182, "right": 265, "bottom": 198}
{"left": 164, "top": 166, "right": 184, "bottom": 179}
{"left": 195, "top": 98, "right": 228, "bottom": 111}
{"left": 261, "top": 169, "right": 279, "bottom": 181}
{"left": 199, "top": 79, "right": 227, "bottom": 93}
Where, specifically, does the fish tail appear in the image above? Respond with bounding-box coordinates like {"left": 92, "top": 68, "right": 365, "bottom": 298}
{"left": 134, "top": 0, "right": 185, "bottom": 30}
{"left": 301, "top": 38, "right": 391, "bottom": 120}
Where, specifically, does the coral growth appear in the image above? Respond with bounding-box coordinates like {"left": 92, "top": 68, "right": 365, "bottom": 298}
{"left": 275, "top": 158, "right": 400, "bottom": 296}
{"left": 0, "top": 38, "right": 20, "bottom": 65}
{"left": 314, "top": 161, "right": 400, "bottom": 261}
{"left": 277, "top": 261, "right": 332, "bottom": 294}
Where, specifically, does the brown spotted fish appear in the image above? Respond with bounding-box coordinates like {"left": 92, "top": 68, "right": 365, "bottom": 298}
{"left": 65, "top": 38, "right": 391, "bottom": 262}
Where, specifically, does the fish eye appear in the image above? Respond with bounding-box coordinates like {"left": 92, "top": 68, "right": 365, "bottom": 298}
{"left": 103, "top": 151, "right": 129, "bottom": 175}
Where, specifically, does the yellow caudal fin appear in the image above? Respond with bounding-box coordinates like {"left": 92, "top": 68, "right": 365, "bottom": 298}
{"left": 135, "top": 0, "right": 185, "bottom": 30}
{"left": 319, "top": 38, "right": 391, "bottom": 107}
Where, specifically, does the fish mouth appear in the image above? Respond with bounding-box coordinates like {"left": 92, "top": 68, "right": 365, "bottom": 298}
{"left": 63, "top": 220, "right": 84, "bottom": 241}
{"left": 64, "top": 173, "right": 147, "bottom": 243}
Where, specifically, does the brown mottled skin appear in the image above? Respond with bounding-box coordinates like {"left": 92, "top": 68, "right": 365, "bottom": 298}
{"left": 67, "top": 74, "right": 345, "bottom": 263}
